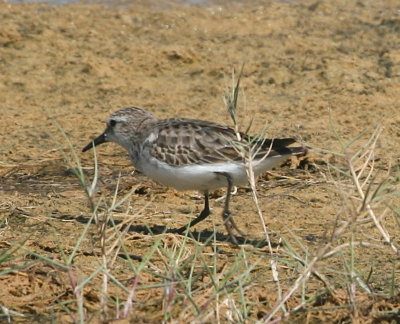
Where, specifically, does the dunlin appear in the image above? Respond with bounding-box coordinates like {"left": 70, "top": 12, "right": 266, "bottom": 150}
{"left": 83, "top": 107, "right": 306, "bottom": 243}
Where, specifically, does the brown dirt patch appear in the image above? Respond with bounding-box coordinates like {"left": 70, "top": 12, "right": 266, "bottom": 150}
{"left": 1, "top": 0, "right": 399, "bottom": 322}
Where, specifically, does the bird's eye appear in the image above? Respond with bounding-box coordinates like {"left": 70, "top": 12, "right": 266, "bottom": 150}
{"left": 109, "top": 119, "right": 117, "bottom": 127}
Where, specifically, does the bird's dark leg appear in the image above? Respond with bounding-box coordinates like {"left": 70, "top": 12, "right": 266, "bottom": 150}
{"left": 218, "top": 172, "right": 247, "bottom": 244}
{"left": 228, "top": 214, "right": 247, "bottom": 238}
{"left": 172, "top": 192, "right": 210, "bottom": 234}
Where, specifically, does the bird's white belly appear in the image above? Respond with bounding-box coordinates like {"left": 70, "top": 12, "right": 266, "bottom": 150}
{"left": 136, "top": 154, "right": 289, "bottom": 192}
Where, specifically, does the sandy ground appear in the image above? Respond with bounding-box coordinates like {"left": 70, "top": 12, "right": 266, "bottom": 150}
{"left": 0, "top": 0, "right": 400, "bottom": 322}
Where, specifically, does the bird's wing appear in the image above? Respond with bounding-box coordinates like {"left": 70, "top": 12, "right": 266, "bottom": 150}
{"left": 144, "top": 118, "right": 300, "bottom": 167}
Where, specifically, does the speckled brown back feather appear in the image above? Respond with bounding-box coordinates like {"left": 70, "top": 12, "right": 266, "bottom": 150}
{"left": 143, "top": 118, "right": 300, "bottom": 167}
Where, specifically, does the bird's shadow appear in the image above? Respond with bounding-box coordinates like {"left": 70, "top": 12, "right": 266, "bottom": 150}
{"left": 128, "top": 223, "right": 273, "bottom": 248}
{"left": 70, "top": 215, "right": 276, "bottom": 258}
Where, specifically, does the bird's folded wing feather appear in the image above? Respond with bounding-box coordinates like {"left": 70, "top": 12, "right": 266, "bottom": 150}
{"left": 147, "top": 118, "right": 296, "bottom": 167}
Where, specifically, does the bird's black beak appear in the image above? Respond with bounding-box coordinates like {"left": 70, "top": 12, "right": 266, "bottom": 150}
{"left": 82, "top": 132, "right": 107, "bottom": 152}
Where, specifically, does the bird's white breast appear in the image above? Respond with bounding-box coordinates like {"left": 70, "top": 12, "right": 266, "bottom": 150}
{"left": 135, "top": 151, "right": 289, "bottom": 192}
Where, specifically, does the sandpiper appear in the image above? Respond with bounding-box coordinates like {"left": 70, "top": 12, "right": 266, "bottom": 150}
{"left": 82, "top": 107, "right": 306, "bottom": 243}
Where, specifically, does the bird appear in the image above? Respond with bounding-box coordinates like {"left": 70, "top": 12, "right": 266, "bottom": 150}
{"left": 82, "top": 107, "right": 307, "bottom": 243}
